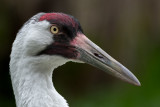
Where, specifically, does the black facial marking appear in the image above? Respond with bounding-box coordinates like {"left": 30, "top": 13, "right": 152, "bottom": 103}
{"left": 37, "top": 43, "right": 79, "bottom": 59}
{"left": 48, "top": 19, "right": 82, "bottom": 40}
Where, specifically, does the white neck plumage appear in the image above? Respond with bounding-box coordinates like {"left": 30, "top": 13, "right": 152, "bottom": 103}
{"left": 10, "top": 54, "right": 69, "bottom": 107}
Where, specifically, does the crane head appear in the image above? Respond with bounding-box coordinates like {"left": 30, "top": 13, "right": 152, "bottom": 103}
{"left": 12, "top": 12, "right": 140, "bottom": 86}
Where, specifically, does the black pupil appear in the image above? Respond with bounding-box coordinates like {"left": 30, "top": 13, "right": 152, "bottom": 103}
{"left": 53, "top": 28, "right": 57, "bottom": 31}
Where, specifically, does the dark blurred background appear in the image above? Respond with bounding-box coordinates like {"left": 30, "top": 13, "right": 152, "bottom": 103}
{"left": 0, "top": 0, "right": 160, "bottom": 107}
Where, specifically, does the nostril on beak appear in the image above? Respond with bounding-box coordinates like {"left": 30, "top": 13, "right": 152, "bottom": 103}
{"left": 94, "top": 53, "right": 103, "bottom": 58}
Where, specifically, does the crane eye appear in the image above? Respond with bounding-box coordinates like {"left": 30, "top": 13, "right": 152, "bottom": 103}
{"left": 50, "top": 25, "right": 59, "bottom": 34}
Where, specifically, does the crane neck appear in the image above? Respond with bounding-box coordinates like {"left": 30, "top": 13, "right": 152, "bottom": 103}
{"left": 10, "top": 56, "right": 69, "bottom": 107}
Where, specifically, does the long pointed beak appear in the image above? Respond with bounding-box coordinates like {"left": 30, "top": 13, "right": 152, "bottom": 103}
{"left": 71, "top": 33, "right": 141, "bottom": 86}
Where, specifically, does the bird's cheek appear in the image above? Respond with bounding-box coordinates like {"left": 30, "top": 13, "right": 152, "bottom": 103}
{"left": 38, "top": 42, "right": 80, "bottom": 59}
{"left": 57, "top": 46, "right": 80, "bottom": 59}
